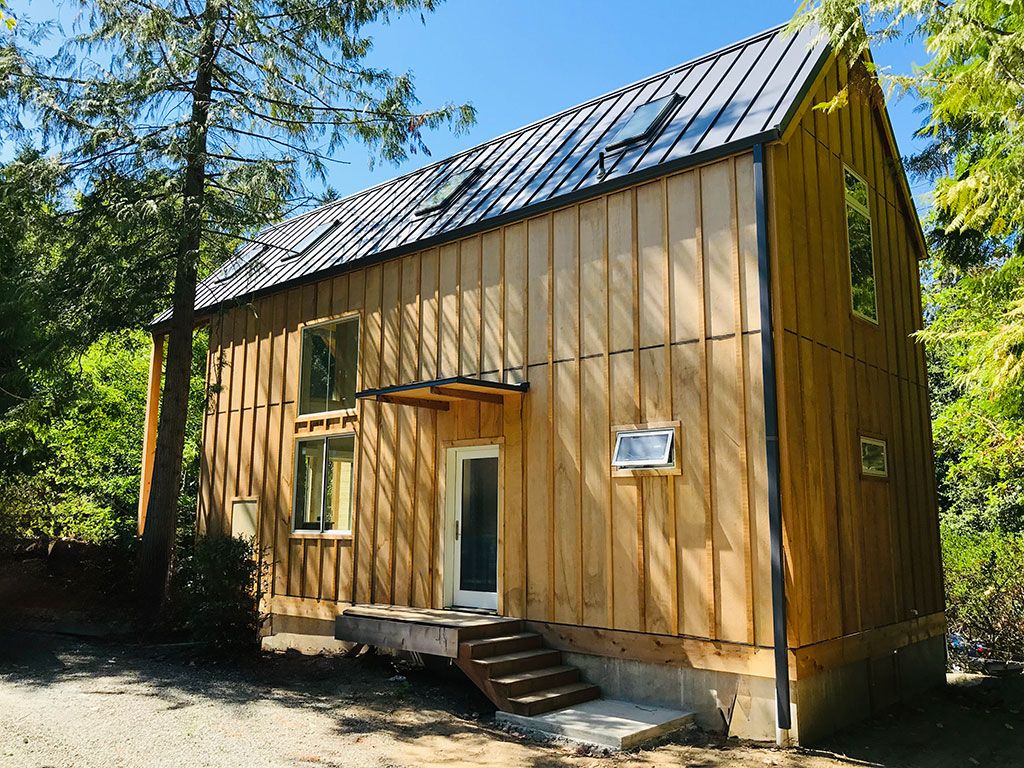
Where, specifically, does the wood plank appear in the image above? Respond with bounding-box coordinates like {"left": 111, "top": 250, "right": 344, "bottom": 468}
{"left": 526, "top": 216, "right": 550, "bottom": 366}
{"left": 524, "top": 370, "right": 551, "bottom": 621}
{"left": 399, "top": 256, "right": 420, "bottom": 386}
{"left": 579, "top": 354, "right": 611, "bottom": 628}
{"left": 459, "top": 236, "right": 482, "bottom": 376}
{"left": 607, "top": 190, "right": 634, "bottom": 353}
{"left": 552, "top": 207, "right": 579, "bottom": 366}
{"left": 503, "top": 223, "right": 526, "bottom": 383}
{"left": 579, "top": 199, "right": 608, "bottom": 358}
{"left": 419, "top": 249, "right": 440, "bottom": 382}
{"left": 609, "top": 351, "right": 641, "bottom": 632}
{"left": 502, "top": 394, "right": 525, "bottom": 617}
{"left": 552, "top": 360, "right": 581, "bottom": 625}
{"left": 438, "top": 243, "right": 460, "bottom": 378}
{"left": 481, "top": 230, "right": 503, "bottom": 379}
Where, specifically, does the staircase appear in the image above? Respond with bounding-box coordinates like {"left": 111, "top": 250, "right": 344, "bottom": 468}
{"left": 455, "top": 622, "right": 600, "bottom": 716}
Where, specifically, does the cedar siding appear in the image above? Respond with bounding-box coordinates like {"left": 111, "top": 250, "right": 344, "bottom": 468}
{"left": 198, "top": 153, "right": 774, "bottom": 648}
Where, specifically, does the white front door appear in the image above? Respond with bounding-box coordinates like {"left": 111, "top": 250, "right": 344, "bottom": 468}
{"left": 446, "top": 445, "right": 500, "bottom": 611}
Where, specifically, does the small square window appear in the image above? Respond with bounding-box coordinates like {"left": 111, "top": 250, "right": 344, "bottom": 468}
{"left": 612, "top": 428, "right": 675, "bottom": 469}
{"left": 860, "top": 436, "right": 888, "bottom": 478}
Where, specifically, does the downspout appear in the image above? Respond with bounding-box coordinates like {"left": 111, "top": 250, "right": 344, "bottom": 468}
{"left": 753, "top": 143, "right": 792, "bottom": 746}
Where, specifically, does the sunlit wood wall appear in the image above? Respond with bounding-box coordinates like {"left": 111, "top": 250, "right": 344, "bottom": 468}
{"left": 197, "top": 152, "right": 775, "bottom": 647}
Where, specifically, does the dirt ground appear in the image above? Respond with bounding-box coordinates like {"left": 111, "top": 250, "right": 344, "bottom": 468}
{"left": 2, "top": 551, "right": 1023, "bottom": 768}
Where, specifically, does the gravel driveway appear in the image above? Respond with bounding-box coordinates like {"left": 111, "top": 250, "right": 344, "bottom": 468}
{"left": 3, "top": 629, "right": 1024, "bottom": 768}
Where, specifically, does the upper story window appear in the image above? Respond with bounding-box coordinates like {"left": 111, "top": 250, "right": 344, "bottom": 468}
{"left": 298, "top": 316, "right": 360, "bottom": 415}
{"left": 844, "top": 167, "right": 878, "bottom": 323}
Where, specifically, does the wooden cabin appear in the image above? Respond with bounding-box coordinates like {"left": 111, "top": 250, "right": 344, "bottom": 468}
{"left": 141, "top": 22, "right": 945, "bottom": 745}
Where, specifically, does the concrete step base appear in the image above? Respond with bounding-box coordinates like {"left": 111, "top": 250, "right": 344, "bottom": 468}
{"left": 496, "top": 698, "right": 695, "bottom": 750}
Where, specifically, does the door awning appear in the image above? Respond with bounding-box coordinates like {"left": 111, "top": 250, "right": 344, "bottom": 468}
{"left": 356, "top": 376, "right": 529, "bottom": 411}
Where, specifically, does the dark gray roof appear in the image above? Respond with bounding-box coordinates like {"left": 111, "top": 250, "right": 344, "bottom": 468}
{"left": 166, "top": 21, "right": 828, "bottom": 325}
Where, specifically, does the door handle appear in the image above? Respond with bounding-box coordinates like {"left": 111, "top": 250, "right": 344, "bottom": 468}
{"left": 455, "top": 520, "right": 460, "bottom": 540}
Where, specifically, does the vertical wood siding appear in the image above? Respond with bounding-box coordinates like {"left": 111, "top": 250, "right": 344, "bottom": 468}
{"left": 201, "top": 153, "right": 773, "bottom": 645}
{"left": 768, "top": 59, "right": 943, "bottom": 649}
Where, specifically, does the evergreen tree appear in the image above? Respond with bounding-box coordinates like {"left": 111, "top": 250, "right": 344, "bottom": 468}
{"left": 1, "top": 0, "right": 473, "bottom": 611}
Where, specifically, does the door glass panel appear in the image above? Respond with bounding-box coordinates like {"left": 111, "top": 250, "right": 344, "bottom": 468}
{"left": 460, "top": 456, "right": 498, "bottom": 593}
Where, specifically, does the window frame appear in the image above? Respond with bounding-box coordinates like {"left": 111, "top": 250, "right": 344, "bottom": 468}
{"left": 295, "top": 312, "right": 362, "bottom": 420}
{"left": 609, "top": 422, "right": 682, "bottom": 477}
{"left": 291, "top": 432, "right": 357, "bottom": 536}
{"left": 278, "top": 219, "right": 340, "bottom": 263}
{"left": 859, "top": 435, "right": 889, "bottom": 479}
{"left": 843, "top": 165, "right": 879, "bottom": 325}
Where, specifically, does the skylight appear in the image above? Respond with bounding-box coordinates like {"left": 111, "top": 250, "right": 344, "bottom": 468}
{"left": 415, "top": 167, "right": 481, "bottom": 215}
{"left": 280, "top": 219, "right": 339, "bottom": 262}
{"left": 216, "top": 244, "right": 265, "bottom": 283}
{"left": 606, "top": 94, "right": 681, "bottom": 150}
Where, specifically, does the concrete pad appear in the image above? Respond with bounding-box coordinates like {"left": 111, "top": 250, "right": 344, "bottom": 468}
{"left": 496, "top": 698, "right": 694, "bottom": 750}
{"left": 261, "top": 632, "right": 354, "bottom": 655}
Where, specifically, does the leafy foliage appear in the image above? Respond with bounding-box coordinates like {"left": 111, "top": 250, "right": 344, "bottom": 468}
{"left": 943, "top": 522, "right": 1024, "bottom": 661}
{"left": 168, "top": 535, "right": 267, "bottom": 653}
{"left": 0, "top": 329, "right": 209, "bottom": 542}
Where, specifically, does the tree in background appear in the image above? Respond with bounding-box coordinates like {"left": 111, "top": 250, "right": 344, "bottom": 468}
{"left": 1, "top": 0, "right": 473, "bottom": 612}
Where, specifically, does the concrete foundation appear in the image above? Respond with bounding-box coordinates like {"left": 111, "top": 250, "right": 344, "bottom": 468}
{"left": 564, "top": 633, "right": 946, "bottom": 744}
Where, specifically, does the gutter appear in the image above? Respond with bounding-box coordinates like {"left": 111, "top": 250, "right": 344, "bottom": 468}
{"left": 753, "top": 142, "right": 792, "bottom": 744}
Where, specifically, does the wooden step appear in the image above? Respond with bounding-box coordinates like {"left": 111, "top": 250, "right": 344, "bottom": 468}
{"left": 461, "top": 632, "right": 542, "bottom": 659}
{"left": 490, "top": 665, "right": 580, "bottom": 697}
{"left": 473, "top": 648, "right": 560, "bottom": 676}
{"left": 507, "top": 681, "right": 601, "bottom": 716}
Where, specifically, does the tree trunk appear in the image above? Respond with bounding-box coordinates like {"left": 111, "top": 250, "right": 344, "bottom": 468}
{"left": 135, "top": 6, "right": 218, "bottom": 616}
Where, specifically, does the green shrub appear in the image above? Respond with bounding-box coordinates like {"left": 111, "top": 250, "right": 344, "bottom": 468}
{"left": 942, "top": 522, "right": 1024, "bottom": 661}
{"left": 169, "top": 535, "right": 267, "bottom": 653}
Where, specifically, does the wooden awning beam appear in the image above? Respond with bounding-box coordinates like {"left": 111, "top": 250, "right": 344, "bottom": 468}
{"left": 377, "top": 393, "right": 450, "bottom": 411}
{"left": 430, "top": 385, "right": 504, "bottom": 405}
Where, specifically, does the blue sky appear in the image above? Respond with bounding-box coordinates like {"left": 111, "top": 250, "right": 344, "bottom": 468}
{"left": 6, "top": 0, "right": 931, "bottom": 204}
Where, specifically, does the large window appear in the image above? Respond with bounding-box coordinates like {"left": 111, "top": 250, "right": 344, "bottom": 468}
{"left": 844, "top": 167, "right": 878, "bottom": 322}
{"left": 293, "top": 434, "right": 356, "bottom": 533}
{"left": 298, "top": 316, "right": 359, "bottom": 415}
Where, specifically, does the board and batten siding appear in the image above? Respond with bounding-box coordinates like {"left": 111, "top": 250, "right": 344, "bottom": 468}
{"left": 767, "top": 57, "right": 943, "bottom": 651}
{"left": 196, "top": 153, "right": 773, "bottom": 648}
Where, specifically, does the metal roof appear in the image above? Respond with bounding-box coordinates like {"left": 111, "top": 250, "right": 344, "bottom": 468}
{"left": 162, "top": 21, "right": 828, "bottom": 326}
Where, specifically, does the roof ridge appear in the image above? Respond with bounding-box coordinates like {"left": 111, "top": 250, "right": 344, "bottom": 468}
{"left": 283, "top": 20, "right": 791, "bottom": 224}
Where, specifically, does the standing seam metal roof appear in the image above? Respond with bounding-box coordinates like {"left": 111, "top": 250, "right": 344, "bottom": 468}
{"left": 158, "top": 21, "right": 828, "bottom": 326}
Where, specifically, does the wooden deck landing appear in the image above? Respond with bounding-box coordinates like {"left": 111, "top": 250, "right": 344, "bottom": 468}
{"left": 335, "top": 605, "right": 520, "bottom": 658}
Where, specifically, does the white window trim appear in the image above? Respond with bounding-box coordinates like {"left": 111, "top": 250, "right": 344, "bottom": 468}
{"left": 612, "top": 427, "right": 676, "bottom": 469}
{"left": 843, "top": 165, "right": 879, "bottom": 325}
{"left": 860, "top": 436, "right": 889, "bottom": 478}
{"left": 291, "top": 433, "right": 356, "bottom": 535}
{"left": 297, "top": 314, "right": 361, "bottom": 417}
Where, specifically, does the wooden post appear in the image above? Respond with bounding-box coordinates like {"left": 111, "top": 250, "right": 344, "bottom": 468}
{"left": 138, "top": 333, "right": 166, "bottom": 536}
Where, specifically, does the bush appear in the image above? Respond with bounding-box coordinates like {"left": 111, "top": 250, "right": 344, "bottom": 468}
{"left": 169, "top": 535, "right": 267, "bottom": 653}
{"left": 942, "top": 522, "right": 1024, "bottom": 662}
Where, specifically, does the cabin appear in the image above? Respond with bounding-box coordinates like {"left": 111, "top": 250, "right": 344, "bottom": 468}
{"left": 140, "top": 22, "right": 945, "bottom": 745}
